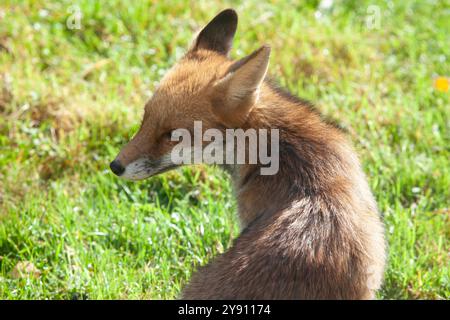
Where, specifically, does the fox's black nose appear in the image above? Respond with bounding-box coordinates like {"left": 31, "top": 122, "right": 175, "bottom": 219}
{"left": 110, "top": 159, "right": 125, "bottom": 176}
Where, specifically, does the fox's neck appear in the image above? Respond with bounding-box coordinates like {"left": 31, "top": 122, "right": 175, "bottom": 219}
{"left": 231, "top": 83, "right": 359, "bottom": 227}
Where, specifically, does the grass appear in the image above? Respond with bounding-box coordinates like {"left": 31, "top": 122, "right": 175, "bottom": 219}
{"left": 0, "top": 0, "right": 448, "bottom": 299}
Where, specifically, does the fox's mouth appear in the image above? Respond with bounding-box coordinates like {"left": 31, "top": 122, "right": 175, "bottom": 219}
{"left": 111, "top": 156, "right": 179, "bottom": 181}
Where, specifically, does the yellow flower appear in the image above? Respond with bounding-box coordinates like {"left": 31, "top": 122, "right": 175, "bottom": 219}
{"left": 434, "top": 76, "right": 449, "bottom": 92}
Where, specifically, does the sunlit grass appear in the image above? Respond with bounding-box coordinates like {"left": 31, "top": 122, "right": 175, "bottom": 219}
{"left": 0, "top": 0, "right": 448, "bottom": 299}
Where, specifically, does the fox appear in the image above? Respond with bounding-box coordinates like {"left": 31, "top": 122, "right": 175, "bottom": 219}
{"left": 110, "top": 9, "right": 386, "bottom": 299}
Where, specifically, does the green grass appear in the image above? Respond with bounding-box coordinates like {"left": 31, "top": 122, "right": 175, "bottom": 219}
{"left": 0, "top": 0, "right": 449, "bottom": 299}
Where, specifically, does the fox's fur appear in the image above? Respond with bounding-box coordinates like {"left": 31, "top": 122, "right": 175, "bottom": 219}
{"left": 111, "top": 9, "right": 386, "bottom": 299}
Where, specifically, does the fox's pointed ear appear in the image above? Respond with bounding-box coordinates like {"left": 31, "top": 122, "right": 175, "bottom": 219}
{"left": 212, "top": 45, "right": 271, "bottom": 127}
{"left": 192, "top": 9, "right": 238, "bottom": 56}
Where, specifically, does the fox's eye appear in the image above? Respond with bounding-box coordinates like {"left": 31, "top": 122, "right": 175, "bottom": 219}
{"left": 162, "top": 130, "right": 175, "bottom": 142}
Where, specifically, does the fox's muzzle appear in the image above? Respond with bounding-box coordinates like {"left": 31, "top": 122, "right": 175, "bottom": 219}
{"left": 110, "top": 154, "right": 178, "bottom": 181}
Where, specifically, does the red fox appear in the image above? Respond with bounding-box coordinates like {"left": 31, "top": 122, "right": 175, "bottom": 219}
{"left": 110, "top": 9, "right": 386, "bottom": 299}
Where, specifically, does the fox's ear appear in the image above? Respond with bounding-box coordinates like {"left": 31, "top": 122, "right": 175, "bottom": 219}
{"left": 192, "top": 9, "right": 238, "bottom": 56}
{"left": 212, "top": 45, "right": 271, "bottom": 127}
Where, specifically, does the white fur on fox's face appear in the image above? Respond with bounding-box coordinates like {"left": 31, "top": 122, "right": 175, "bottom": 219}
{"left": 120, "top": 154, "right": 177, "bottom": 181}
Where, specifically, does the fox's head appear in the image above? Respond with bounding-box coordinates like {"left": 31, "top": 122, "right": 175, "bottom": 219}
{"left": 110, "top": 9, "right": 271, "bottom": 180}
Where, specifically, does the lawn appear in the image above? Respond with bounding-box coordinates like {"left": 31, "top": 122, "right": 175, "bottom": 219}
{"left": 0, "top": 0, "right": 448, "bottom": 299}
